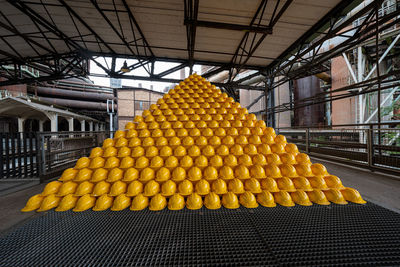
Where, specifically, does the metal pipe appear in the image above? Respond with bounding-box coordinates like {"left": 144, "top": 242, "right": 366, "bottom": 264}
{"left": 38, "top": 97, "right": 109, "bottom": 110}
{"left": 32, "top": 86, "right": 114, "bottom": 101}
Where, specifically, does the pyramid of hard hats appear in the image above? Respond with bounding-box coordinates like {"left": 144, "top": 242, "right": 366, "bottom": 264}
{"left": 22, "top": 74, "right": 366, "bottom": 212}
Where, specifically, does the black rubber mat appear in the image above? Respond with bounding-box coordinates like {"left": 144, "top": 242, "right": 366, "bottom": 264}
{"left": 1, "top": 203, "right": 400, "bottom": 266}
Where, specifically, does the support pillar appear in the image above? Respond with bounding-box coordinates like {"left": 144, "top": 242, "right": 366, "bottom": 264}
{"left": 67, "top": 118, "right": 74, "bottom": 132}
{"left": 95, "top": 122, "right": 99, "bottom": 131}
{"left": 39, "top": 120, "right": 45, "bottom": 132}
{"left": 17, "top": 117, "right": 25, "bottom": 133}
{"left": 80, "top": 120, "right": 86, "bottom": 132}
{"left": 89, "top": 121, "right": 94, "bottom": 131}
{"left": 49, "top": 114, "right": 58, "bottom": 132}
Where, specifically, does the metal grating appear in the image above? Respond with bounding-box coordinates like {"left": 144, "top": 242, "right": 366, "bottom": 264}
{"left": 1, "top": 203, "right": 400, "bottom": 266}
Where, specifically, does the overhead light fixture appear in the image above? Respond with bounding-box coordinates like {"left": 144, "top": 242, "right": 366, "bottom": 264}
{"left": 120, "top": 60, "right": 130, "bottom": 73}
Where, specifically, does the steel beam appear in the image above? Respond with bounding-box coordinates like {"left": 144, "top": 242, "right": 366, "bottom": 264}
{"left": 184, "top": 20, "right": 272, "bottom": 34}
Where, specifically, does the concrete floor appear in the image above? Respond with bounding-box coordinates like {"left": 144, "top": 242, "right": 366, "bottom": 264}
{"left": 0, "top": 159, "right": 399, "bottom": 235}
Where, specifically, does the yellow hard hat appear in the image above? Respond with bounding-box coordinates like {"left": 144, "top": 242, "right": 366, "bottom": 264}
{"left": 242, "top": 119, "right": 253, "bottom": 127}
{"left": 246, "top": 114, "right": 256, "bottom": 120}
{"left": 168, "top": 193, "right": 185, "bottom": 210}
{"left": 291, "top": 190, "right": 312, "bottom": 206}
{"left": 178, "top": 180, "right": 193, "bottom": 196}
{"left": 270, "top": 144, "right": 286, "bottom": 154}
{"left": 122, "top": 168, "right": 139, "bottom": 182}
{"left": 103, "top": 147, "right": 117, "bottom": 158}
{"left": 201, "top": 128, "right": 213, "bottom": 137}
{"left": 184, "top": 121, "right": 196, "bottom": 129}
{"left": 57, "top": 181, "right": 78, "bottom": 196}
{"left": 225, "top": 114, "right": 235, "bottom": 121}
{"left": 59, "top": 168, "right": 78, "bottom": 181}
{"left": 106, "top": 168, "right": 124, "bottom": 182}
{"left": 292, "top": 177, "right": 312, "bottom": 191}
{"left": 228, "top": 179, "right": 245, "bottom": 194}
{"left": 117, "top": 147, "right": 131, "bottom": 158}
{"left": 92, "top": 181, "right": 111, "bottom": 196}
{"left": 244, "top": 178, "right": 262, "bottom": 193}
{"left": 115, "top": 137, "right": 128, "bottom": 148}
{"left": 55, "top": 194, "right": 79, "bottom": 212}
{"left": 126, "top": 181, "right": 144, "bottom": 197}
{"left": 116, "top": 129, "right": 129, "bottom": 137}
{"left": 144, "top": 146, "right": 157, "bottom": 158}
{"left": 208, "top": 120, "right": 219, "bottom": 128}
{"left": 324, "top": 175, "right": 344, "bottom": 189}
{"left": 161, "top": 180, "right": 176, "bottom": 196}
{"left": 169, "top": 137, "right": 181, "bottom": 147}
{"left": 90, "top": 168, "right": 108, "bottom": 182}
{"left": 187, "top": 166, "right": 202, "bottom": 181}
{"left": 265, "top": 164, "right": 282, "bottom": 178}
{"left": 279, "top": 164, "right": 297, "bottom": 177}
{"left": 139, "top": 130, "right": 151, "bottom": 138}
{"left": 250, "top": 165, "right": 266, "bottom": 178}
{"left": 234, "top": 165, "right": 250, "bottom": 179}
{"left": 244, "top": 144, "right": 258, "bottom": 155}
{"left": 89, "top": 147, "right": 103, "bottom": 158}
{"left": 21, "top": 194, "right": 45, "bottom": 212}
{"left": 202, "top": 145, "right": 215, "bottom": 157}
{"left": 249, "top": 135, "right": 262, "bottom": 145}
{"left": 308, "top": 176, "right": 328, "bottom": 190}
{"left": 148, "top": 156, "right": 163, "bottom": 169}
{"left": 165, "top": 156, "right": 179, "bottom": 169}
{"left": 230, "top": 144, "right": 243, "bottom": 156}
{"left": 149, "top": 194, "right": 167, "bottom": 211}
{"left": 204, "top": 192, "right": 221, "bottom": 209}
{"left": 37, "top": 194, "right": 61, "bottom": 212}
{"left": 179, "top": 115, "right": 190, "bottom": 122}
{"left": 276, "top": 177, "right": 296, "bottom": 192}
{"left": 125, "top": 122, "right": 135, "bottom": 130}
{"left": 240, "top": 192, "right": 258, "bottom": 208}
{"left": 213, "top": 114, "right": 223, "bottom": 121}
{"left": 72, "top": 194, "right": 96, "bottom": 212}
{"left": 257, "top": 191, "right": 276, "bottom": 207}
{"left": 231, "top": 120, "right": 243, "bottom": 128}
{"left": 266, "top": 154, "right": 282, "bottom": 165}
{"left": 296, "top": 153, "right": 311, "bottom": 164}
{"left": 239, "top": 127, "right": 251, "bottom": 136}
{"left": 177, "top": 129, "right": 189, "bottom": 137}
{"left": 238, "top": 155, "right": 252, "bottom": 166}
{"left": 131, "top": 146, "right": 145, "bottom": 158}
{"left": 155, "top": 115, "right": 165, "bottom": 123}
{"left": 126, "top": 129, "right": 138, "bottom": 138}
{"left": 194, "top": 179, "right": 210, "bottom": 195}
{"left": 285, "top": 143, "right": 299, "bottom": 154}
{"left": 109, "top": 181, "right": 127, "bottom": 196}
{"left": 135, "top": 156, "right": 149, "bottom": 169}
{"left": 134, "top": 115, "right": 144, "bottom": 122}
{"left": 161, "top": 121, "right": 172, "bottom": 130}
{"left": 155, "top": 167, "right": 171, "bottom": 182}
{"left": 180, "top": 155, "right": 193, "bottom": 169}
{"left": 219, "top": 166, "right": 233, "bottom": 180}
{"left": 311, "top": 163, "right": 328, "bottom": 176}
{"left": 189, "top": 128, "right": 201, "bottom": 137}
{"left": 111, "top": 194, "right": 131, "bottom": 211}
{"left": 274, "top": 191, "right": 295, "bottom": 207}
{"left": 160, "top": 146, "right": 173, "bottom": 158}
{"left": 186, "top": 193, "right": 203, "bottom": 210}
{"left": 120, "top": 157, "right": 134, "bottom": 169}
{"left": 208, "top": 155, "right": 222, "bottom": 168}
{"left": 324, "top": 189, "right": 348, "bottom": 204}
{"left": 102, "top": 138, "right": 114, "bottom": 149}
{"left": 260, "top": 178, "right": 279, "bottom": 192}
{"left": 253, "top": 154, "right": 267, "bottom": 166}
{"left": 155, "top": 137, "right": 168, "bottom": 147}
{"left": 128, "top": 137, "right": 141, "bottom": 147}
{"left": 202, "top": 166, "right": 217, "bottom": 181}
{"left": 93, "top": 195, "right": 114, "bottom": 211}
{"left": 212, "top": 179, "right": 228, "bottom": 194}
{"left": 174, "top": 146, "right": 187, "bottom": 157}
{"left": 220, "top": 120, "right": 231, "bottom": 128}
{"left": 144, "top": 114, "right": 155, "bottom": 122}
{"left": 261, "top": 135, "right": 275, "bottom": 145}
{"left": 222, "top": 136, "right": 234, "bottom": 146}
{"left": 274, "top": 135, "right": 287, "bottom": 144}
{"left": 280, "top": 153, "right": 296, "bottom": 165}
{"left": 341, "top": 188, "right": 366, "bottom": 204}
{"left": 195, "top": 136, "right": 208, "bottom": 146}
{"left": 172, "top": 167, "right": 186, "bottom": 182}
{"left": 251, "top": 127, "right": 264, "bottom": 135}
{"left": 236, "top": 114, "right": 246, "bottom": 121}
{"left": 139, "top": 167, "right": 155, "bottom": 182}
{"left": 188, "top": 146, "right": 201, "bottom": 157}
{"left": 191, "top": 114, "right": 201, "bottom": 121}
{"left": 152, "top": 129, "right": 163, "bottom": 138}
{"left": 257, "top": 144, "right": 271, "bottom": 155}
{"left": 222, "top": 192, "right": 239, "bottom": 209}
{"left": 224, "top": 155, "right": 237, "bottom": 167}
{"left": 307, "top": 189, "right": 330, "bottom": 205}
{"left": 173, "top": 121, "right": 183, "bottom": 129}
{"left": 181, "top": 136, "right": 194, "bottom": 147}
{"left": 74, "top": 181, "right": 94, "bottom": 196}
{"left": 41, "top": 181, "right": 62, "bottom": 196}
{"left": 75, "top": 157, "right": 90, "bottom": 169}
{"left": 130, "top": 194, "right": 149, "bottom": 211}
{"left": 195, "top": 155, "right": 208, "bottom": 168}
{"left": 104, "top": 157, "right": 120, "bottom": 169}
{"left": 208, "top": 137, "right": 221, "bottom": 147}
{"left": 167, "top": 115, "right": 178, "bottom": 122}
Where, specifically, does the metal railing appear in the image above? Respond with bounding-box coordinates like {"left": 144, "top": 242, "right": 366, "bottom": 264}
{"left": 278, "top": 125, "right": 400, "bottom": 174}
{"left": 0, "top": 131, "right": 111, "bottom": 181}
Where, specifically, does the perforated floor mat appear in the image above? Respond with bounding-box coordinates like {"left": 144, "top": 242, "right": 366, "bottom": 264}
{"left": 1, "top": 203, "right": 400, "bottom": 266}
